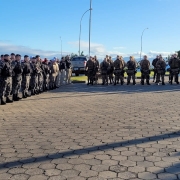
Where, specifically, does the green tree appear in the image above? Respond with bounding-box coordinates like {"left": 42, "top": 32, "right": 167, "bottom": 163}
{"left": 176, "top": 50, "right": 180, "bottom": 58}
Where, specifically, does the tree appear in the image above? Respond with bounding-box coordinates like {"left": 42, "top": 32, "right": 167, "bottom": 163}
{"left": 176, "top": 50, "right": 180, "bottom": 58}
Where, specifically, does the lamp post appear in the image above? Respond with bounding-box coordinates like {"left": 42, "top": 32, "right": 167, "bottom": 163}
{"left": 89, "top": 0, "right": 92, "bottom": 58}
{"left": 140, "top": 28, "right": 148, "bottom": 60}
{"left": 79, "top": 8, "right": 92, "bottom": 56}
{"left": 60, "top": 36, "right": 62, "bottom": 58}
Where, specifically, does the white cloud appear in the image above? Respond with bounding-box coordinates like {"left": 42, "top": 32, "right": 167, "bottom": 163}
{"left": 113, "top": 46, "right": 126, "bottom": 50}
{"left": 0, "top": 41, "right": 69, "bottom": 59}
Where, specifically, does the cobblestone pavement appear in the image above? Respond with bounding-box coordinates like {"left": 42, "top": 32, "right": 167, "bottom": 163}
{"left": 0, "top": 80, "right": 180, "bottom": 180}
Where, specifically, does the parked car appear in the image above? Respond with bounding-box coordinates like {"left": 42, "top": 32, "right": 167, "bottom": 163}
{"left": 71, "top": 56, "right": 88, "bottom": 76}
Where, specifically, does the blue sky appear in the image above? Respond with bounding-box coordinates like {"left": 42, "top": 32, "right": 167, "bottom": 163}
{"left": 0, "top": 0, "right": 179, "bottom": 59}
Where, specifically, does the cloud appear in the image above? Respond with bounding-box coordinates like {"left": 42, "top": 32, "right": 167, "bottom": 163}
{"left": 113, "top": 46, "right": 126, "bottom": 50}
{"left": 0, "top": 41, "right": 69, "bottom": 59}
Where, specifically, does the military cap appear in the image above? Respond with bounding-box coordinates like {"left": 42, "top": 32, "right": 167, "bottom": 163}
{"left": 24, "top": 55, "right": 29, "bottom": 58}
{"left": 36, "top": 55, "right": 40, "bottom": 58}
{"left": 4, "top": 54, "right": 9, "bottom": 57}
{"left": 1, "top": 54, "right": 4, "bottom": 57}
{"left": 15, "top": 54, "right": 21, "bottom": 57}
{"left": 11, "top": 53, "right": 15, "bottom": 56}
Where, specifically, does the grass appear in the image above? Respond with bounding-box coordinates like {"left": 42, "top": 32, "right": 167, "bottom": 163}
{"left": 71, "top": 72, "right": 170, "bottom": 82}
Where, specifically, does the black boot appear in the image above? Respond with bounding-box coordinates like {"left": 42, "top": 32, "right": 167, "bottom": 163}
{"left": 133, "top": 81, "right": 136, "bottom": 85}
{"left": 114, "top": 82, "right": 116, "bottom": 86}
{"left": 121, "top": 81, "right": 124, "bottom": 85}
{"left": 13, "top": 94, "right": 19, "bottom": 101}
{"left": 141, "top": 80, "right": 144, "bottom": 85}
{"left": 6, "top": 96, "right": 13, "bottom": 103}
{"left": 22, "top": 92, "right": 27, "bottom": 98}
{"left": 162, "top": 82, "right": 165, "bottom": 85}
{"left": 1, "top": 96, "right": 6, "bottom": 105}
{"left": 147, "top": 80, "right": 151, "bottom": 85}
{"left": 31, "top": 90, "right": 35, "bottom": 96}
{"left": 127, "top": 81, "right": 130, "bottom": 85}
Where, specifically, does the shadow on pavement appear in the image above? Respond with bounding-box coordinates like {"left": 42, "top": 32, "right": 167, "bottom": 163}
{"left": 1, "top": 131, "right": 180, "bottom": 169}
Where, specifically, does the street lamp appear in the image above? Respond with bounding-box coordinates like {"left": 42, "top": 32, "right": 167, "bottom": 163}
{"left": 79, "top": 8, "right": 92, "bottom": 56}
{"left": 89, "top": 0, "right": 92, "bottom": 58}
{"left": 60, "top": 36, "right": 62, "bottom": 58}
{"left": 140, "top": 28, "right": 148, "bottom": 60}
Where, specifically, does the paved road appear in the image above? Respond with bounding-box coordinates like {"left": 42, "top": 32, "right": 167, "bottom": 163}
{"left": 0, "top": 81, "right": 180, "bottom": 180}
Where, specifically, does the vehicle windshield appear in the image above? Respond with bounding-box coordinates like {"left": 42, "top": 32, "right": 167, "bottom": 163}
{"left": 71, "top": 57, "right": 87, "bottom": 61}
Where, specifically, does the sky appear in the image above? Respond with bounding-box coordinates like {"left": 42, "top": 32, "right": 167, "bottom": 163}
{"left": 0, "top": 0, "right": 180, "bottom": 60}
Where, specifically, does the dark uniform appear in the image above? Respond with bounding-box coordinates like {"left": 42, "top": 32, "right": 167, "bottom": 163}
{"left": 30, "top": 58, "right": 40, "bottom": 95}
{"left": 0, "top": 54, "right": 13, "bottom": 105}
{"left": 126, "top": 59, "right": 137, "bottom": 85}
{"left": 113, "top": 57, "right": 124, "bottom": 85}
{"left": 100, "top": 59, "right": 110, "bottom": 85}
{"left": 21, "top": 55, "right": 32, "bottom": 98}
{"left": 42, "top": 60, "right": 51, "bottom": 91}
{"left": 86, "top": 58, "right": 95, "bottom": 85}
{"left": 152, "top": 56, "right": 159, "bottom": 82}
{"left": 169, "top": 56, "right": 180, "bottom": 84}
{"left": 12, "top": 54, "right": 23, "bottom": 101}
{"left": 156, "top": 59, "right": 166, "bottom": 85}
{"left": 94, "top": 58, "right": 100, "bottom": 84}
{"left": 107, "top": 59, "right": 114, "bottom": 84}
{"left": 140, "top": 57, "right": 151, "bottom": 85}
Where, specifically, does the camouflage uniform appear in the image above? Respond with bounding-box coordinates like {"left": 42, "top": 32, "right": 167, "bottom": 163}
{"left": 37, "top": 62, "right": 44, "bottom": 93}
{"left": 0, "top": 58, "right": 13, "bottom": 104}
{"left": 126, "top": 60, "right": 137, "bottom": 85}
{"left": 30, "top": 62, "right": 39, "bottom": 95}
{"left": 113, "top": 58, "right": 124, "bottom": 85}
{"left": 156, "top": 59, "right": 166, "bottom": 85}
{"left": 100, "top": 60, "right": 109, "bottom": 85}
{"left": 12, "top": 60, "right": 23, "bottom": 100}
{"left": 169, "top": 57, "right": 180, "bottom": 84}
{"left": 140, "top": 59, "right": 151, "bottom": 85}
{"left": 21, "top": 61, "right": 32, "bottom": 98}
{"left": 86, "top": 59, "right": 95, "bottom": 85}
{"left": 42, "top": 62, "right": 51, "bottom": 90}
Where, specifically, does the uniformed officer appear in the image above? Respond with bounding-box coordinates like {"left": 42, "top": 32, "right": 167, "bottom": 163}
{"left": 12, "top": 54, "right": 23, "bottom": 101}
{"left": 21, "top": 55, "right": 32, "bottom": 98}
{"left": 107, "top": 56, "right": 114, "bottom": 84}
{"left": 86, "top": 56, "right": 95, "bottom": 85}
{"left": 65, "top": 56, "right": 72, "bottom": 85}
{"left": 100, "top": 57, "right": 109, "bottom": 85}
{"left": 152, "top": 55, "right": 159, "bottom": 83}
{"left": 42, "top": 58, "right": 51, "bottom": 91}
{"left": 169, "top": 53, "right": 180, "bottom": 84}
{"left": 0, "top": 54, "right": 13, "bottom": 105}
{"left": 126, "top": 56, "right": 137, "bottom": 85}
{"left": 156, "top": 56, "right": 166, "bottom": 85}
{"left": 30, "top": 57, "right": 39, "bottom": 95}
{"left": 113, "top": 56, "right": 125, "bottom": 85}
{"left": 140, "top": 55, "right": 151, "bottom": 85}
{"left": 94, "top": 55, "right": 100, "bottom": 84}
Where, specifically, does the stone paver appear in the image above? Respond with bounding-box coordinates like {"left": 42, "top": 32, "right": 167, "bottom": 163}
{"left": 0, "top": 82, "right": 180, "bottom": 179}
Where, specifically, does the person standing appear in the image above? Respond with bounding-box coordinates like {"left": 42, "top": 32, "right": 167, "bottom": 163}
{"left": 30, "top": 57, "right": 39, "bottom": 95}
{"left": 21, "top": 55, "right": 32, "bottom": 98}
{"left": 12, "top": 54, "right": 23, "bottom": 101}
{"left": 59, "top": 57, "right": 66, "bottom": 86}
{"left": 42, "top": 58, "right": 51, "bottom": 91}
{"left": 140, "top": 55, "right": 151, "bottom": 85}
{"left": 169, "top": 53, "right": 180, "bottom": 84}
{"left": 0, "top": 54, "right": 13, "bottom": 105}
{"left": 49, "top": 60, "right": 59, "bottom": 89}
{"left": 65, "top": 56, "right": 72, "bottom": 85}
{"left": 94, "top": 55, "right": 100, "bottom": 84}
{"left": 156, "top": 56, "right": 166, "bottom": 85}
{"left": 107, "top": 56, "right": 114, "bottom": 84}
{"left": 86, "top": 56, "right": 95, "bottom": 85}
{"left": 152, "top": 55, "right": 159, "bottom": 83}
{"left": 113, "top": 56, "right": 125, "bottom": 85}
{"left": 126, "top": 56, "right": 137, "bottom": 85}
{"left": 100, "top": 57, "right": 109, "bottom": 85}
